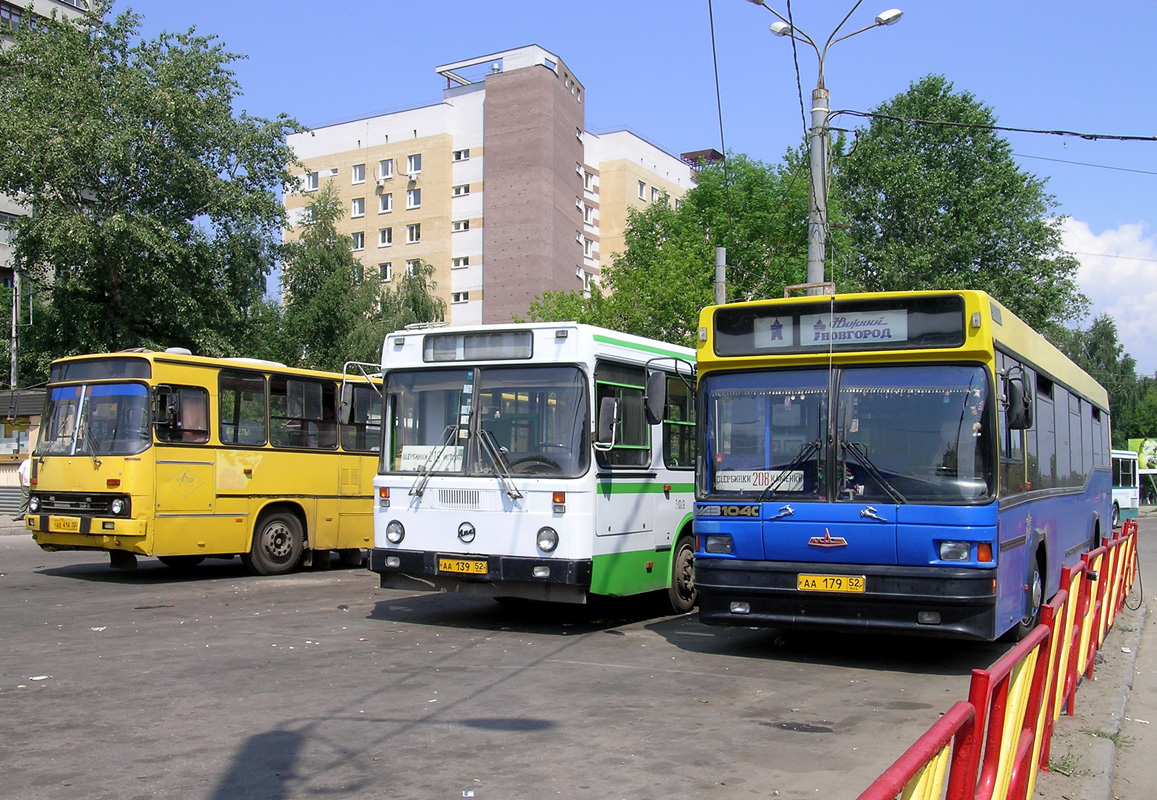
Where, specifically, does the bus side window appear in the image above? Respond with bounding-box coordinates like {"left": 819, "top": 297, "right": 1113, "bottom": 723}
{"left": 594, "top": 361, "right": 649, "bottom": 468}
{"left": 219, "top": 371, "right": 267, "bottom": 446}
{"left": 663, "top": 374, "right": 695, "bottom": 469}
{"left": 997, "top": 352, "right": 1028, "bottom": 496}
{"left": 155, "top": 387, "right": 210, "bottom": 444}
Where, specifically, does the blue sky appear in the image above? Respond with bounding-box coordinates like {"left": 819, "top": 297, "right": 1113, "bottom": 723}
{"left": 123, "top": 0, "right": 1157, "bottom": 374}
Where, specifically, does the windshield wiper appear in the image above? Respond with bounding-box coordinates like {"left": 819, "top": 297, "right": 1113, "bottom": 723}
{"left": 479, "top": 430, "right": 523, "bottom": 501}
{"left": 841, "top": 440, "right": 905, "bottom": 504}
{"left": 756, "top": 439, "right": 822, "bottom": 503}
{"left": 409, "top": 425, "right": 457, "bottom": 498}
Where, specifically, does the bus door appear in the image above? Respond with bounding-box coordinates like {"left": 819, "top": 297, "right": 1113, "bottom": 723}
{"left": 594, "top": 362, "right": 655, "bottom": 540}
{"left": 337, "top": 382, "right": 382, "bottom": 550}
{"left": 153, "top": 385, "right": 217, "bottom": 553}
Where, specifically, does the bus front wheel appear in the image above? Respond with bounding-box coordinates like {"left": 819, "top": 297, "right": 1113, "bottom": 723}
{"left": 1006, "top": 553, "right": 1044, "bottom": 641}
{"left": 665, "top": 535, "right": 697, "bottom": 614}
{"left": 1112, "top": 502, "right": 1120, "bottom": 528}
{"left": 243, "top": 511, "right": 304, "bottom": 576}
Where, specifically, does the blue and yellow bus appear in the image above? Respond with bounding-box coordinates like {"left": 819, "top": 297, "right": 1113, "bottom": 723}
{"left": 681, "top": 290, "right": 1111, "bottom": 641}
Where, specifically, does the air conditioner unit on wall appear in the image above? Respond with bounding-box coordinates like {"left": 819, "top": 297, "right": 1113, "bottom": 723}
{"left": 376, "top": 178, "right": 385, "bottom": 187}
{"left": 407, "top": 172, "right": 418, "bottom": 182}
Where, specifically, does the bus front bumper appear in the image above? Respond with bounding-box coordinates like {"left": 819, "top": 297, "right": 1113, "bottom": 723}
{"left": 369, "top": 548, "right": 594, "bottom": 604}
{"left": 695, "top": 558, "right": 998, "bottom": 641}
{"left": 29, "top": 515, "right": 149, "bottom": 555}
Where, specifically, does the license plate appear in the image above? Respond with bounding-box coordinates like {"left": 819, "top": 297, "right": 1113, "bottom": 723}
{"left": 438, "top": 557, "right": 487, "bottom": 575}
{"left": 797, "top": 573, "right": 865, "bottom": 593}
{"left": 50, "top": 517, "right": 81, "bottom": 533}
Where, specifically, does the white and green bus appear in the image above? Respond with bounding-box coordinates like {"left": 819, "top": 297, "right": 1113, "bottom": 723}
{"left": 367, "top": 322, "right": 698, "bottom": 612}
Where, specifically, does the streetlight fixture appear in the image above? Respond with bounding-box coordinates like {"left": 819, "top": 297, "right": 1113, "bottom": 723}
{"left": 745, "top": 1, "right": 902, "bottom": 293}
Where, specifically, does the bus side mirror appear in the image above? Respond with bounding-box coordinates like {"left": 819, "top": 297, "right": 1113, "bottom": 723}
{"left": 338, "top": 384, "right": 355, "bottom": 425}
{"left": 644, "top": 371, "right": 667, "bottom": 427}
{"left": 1006, "top": 372, "right": 1033, "bottom": 430}
{"left": 153, "top": 388, "right": 180, "bottom": 427}
{"left": 596, "top": 397, "right": 620, "bottom": 448}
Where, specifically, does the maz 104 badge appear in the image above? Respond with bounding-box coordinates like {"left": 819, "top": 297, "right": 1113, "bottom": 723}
{"left": 714, "top": 470, "right": 803, "bottom": 492}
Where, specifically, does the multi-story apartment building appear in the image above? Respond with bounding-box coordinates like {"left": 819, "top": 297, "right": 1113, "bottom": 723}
{"left": 0, "top": 0, "right": 89, "bottom": 283}
{"left": 285, "top": 45, "right": 697, "bottom": 324}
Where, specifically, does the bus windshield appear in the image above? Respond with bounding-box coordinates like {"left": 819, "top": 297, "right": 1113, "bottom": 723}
{"left": 702, "top": 364, "right": 994, "bottom": 503}
{"left": 36, "top": 383, "right": 152, "bottom": 457}
{"left": 385, "top": 365, "right": 590, "bottom": 477}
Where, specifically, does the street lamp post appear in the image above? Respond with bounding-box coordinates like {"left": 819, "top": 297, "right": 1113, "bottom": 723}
{"left": 745, "top": 1, "right": 902, "bottom": 294}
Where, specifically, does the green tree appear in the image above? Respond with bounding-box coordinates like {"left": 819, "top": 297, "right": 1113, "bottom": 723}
{"left": 0, "top": 1, "right": 303, "bottom": 376}
{"left": 837, "top": 75, "right": 1086, "bottom": 330}
{"left": 528, "top": 152, "right": 816, "bottom": 346}
{"left": 279, "top": 182, "right": 446, "bottom": 370}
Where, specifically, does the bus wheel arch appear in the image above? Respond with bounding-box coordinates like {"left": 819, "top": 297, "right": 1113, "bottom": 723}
{"left": 665, "top": 529, "right": 697, "bottom": 614}
{"left": 242, "top": 504, "right": 306, "bottom": 576}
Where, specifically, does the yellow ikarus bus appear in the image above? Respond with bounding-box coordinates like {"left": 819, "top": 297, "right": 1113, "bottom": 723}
{"left": 27, "top": 349, "right": 382, "bottom": 574}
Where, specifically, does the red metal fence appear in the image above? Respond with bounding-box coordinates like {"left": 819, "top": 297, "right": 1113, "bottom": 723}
{"left": 856, "top": 519, "right": 1140, "bottom": 800}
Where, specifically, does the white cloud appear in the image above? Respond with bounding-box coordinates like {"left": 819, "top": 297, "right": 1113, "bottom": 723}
{"left": 1062, "top": 219, "right": 1157, "bottom": 377}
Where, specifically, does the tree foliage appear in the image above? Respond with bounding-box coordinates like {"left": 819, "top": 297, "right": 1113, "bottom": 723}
{"left": 837, "top": 75, "right": 1087, "bottom": 330}
{"left": 278, "top": 182, "right": 446, "bottom": 371}
{"left": 0, "top": 1, "right": 303, "bottom": 374}
{"left": 528, "top": 152, "right": 814, "bottom": 347}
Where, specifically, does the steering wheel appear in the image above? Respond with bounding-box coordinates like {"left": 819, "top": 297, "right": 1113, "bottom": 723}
{"left": 509, "top": 455, "right": 561, "bottom": 474}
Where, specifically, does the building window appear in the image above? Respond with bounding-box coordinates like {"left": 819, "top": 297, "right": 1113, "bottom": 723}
{"left": 379, "top": 228, "right": 392, "bottom": 247}
{"left": 583, "top": 237, "right": 594, "bottom": 258}
{"left": 453, "top": 149, "right": 470, "bottom": 161}
{"left": 0, "top": 212, "right": 17, "bottom": 245}
{"left": 406, "top": 224, "right": 421, "bottom": 243}
{"left": 638, "top": 180, "right": 646, "bottom": 200}
{"left": 406, "top": 188, "right": 421, "bottom": 209}
{"left": 651, "top": 187, "right": 660, "bottom": 203}
{"left": 379, "top": 159, "right": 393, "bottom": 180}
{"left": 452, "top": 220, "right": 470, "bottom": 232}
{"left": 583, "top": 205, "right": 595, "bottom": 225}
{"left": 354, "top": 264, "right": 365, "bottom": 284}
{"left": 351, "top": 232, "right": 365, "bottom": 251}
{"left": 406, "top": 259, "right": 420, "bottom": 276}
{"left": 304, "top": 171, "right": 319, "bottom": 191}
{"left": 576, "top": 127, "right": 583, "bottom": 141}
{"left": 584, "top": 171, "right": 595, "bottom": 192}
{"left": 379, "top": 193, "right": 393, "bottom": 214}
{"left": 379, "top": 262, "right": 393, "bottom": 283}
{"left": 352, "top": 164, "right": 366, "bottom": 184}
{"left": 452, "top": 184, "right": 470, "bottom": 197}
{"left": 407, "top": 154, "right": 422, "bottom": 175}
{"left": 452, "top": 292, "right": 469, "bottom": 304}
{"left": 452, "top": 256, "right": 469, "bottom": 268}
{"left": 351, "top": 197, "right": 365, "bottom": 218}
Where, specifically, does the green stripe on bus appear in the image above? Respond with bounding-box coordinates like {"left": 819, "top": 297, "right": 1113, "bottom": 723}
{"left": 595, "top": 481, "right": 695, "bottom": 494}
{"left": 592, "top": 334, "right": 691, "bottom": 361}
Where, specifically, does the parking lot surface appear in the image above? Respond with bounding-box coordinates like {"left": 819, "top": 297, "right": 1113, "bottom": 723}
{"left": 0, "top": 532, "right": 1010, "bottom": 800}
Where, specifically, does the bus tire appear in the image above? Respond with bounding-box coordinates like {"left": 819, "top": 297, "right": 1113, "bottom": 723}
{"left": 1006, "top": 551, "right": 1044, "bottom": 641}
{"left": 337, "top": 548, "right": 364, "bottom": 568}
{"left": 665, "top": 535, "right": 697, "bottom": 614}
{"left": 242, "top": 511, "right": 304, "bottom": 576}
{"left": 1112, "top": 502, "right": 1120, "bottom": 529}
{"left": 158, "top": 555, "right": 205, "bottom": 570}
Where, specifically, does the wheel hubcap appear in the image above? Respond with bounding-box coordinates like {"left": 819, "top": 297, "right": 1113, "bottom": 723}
{"left": 263, "top": 523, "right": 292, "bottom": 560}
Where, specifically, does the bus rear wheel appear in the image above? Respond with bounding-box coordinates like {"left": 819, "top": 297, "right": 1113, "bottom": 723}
{"left": 242, "top": 511, "right": 304, "bottom": 576}
{"left": 665, "top": 535, "right": 697, "bottom": 614}
{"left": 1112, "top": 502, "right": 1120, "bottom": 529}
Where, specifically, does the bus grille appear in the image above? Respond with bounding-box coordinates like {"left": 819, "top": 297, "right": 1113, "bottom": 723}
{"left": 435, "top": 489, "right": 507, "bottom": 511}
{"left": 36, "top": 493, "right": 117, "bottom": 515}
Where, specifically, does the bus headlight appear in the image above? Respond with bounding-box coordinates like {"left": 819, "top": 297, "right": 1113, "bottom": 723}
{"left": 939, "top": 541, "right": 971, "bottom": 561}
{"left": 536, "top": 526, "right": 559, "bottom": 553}
{"left": 110, "top": 498, "right": 126, "bottom": 516}
{"left": 705, "top": 535, "right": 732, "bottom": 554}
{"left": 28, "top": 495, "right": 40, "bottom": 513}
{"left": 385, "top": 520, "right": 405, "bottom": 544}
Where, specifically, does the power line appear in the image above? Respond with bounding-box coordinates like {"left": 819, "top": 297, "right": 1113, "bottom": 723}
{"left": 1071, "top": 250, "right": 1157, "bottom": 265}
{"left": 1015, "top": 152, "right": 1157, "bottom": 177}
{"left": 834, "top": 109, "right": 1157, "bottom": 143}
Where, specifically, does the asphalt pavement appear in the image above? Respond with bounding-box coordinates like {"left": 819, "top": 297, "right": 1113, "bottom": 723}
{"left": 4, "top": 513, "right": 1150, "bottom": 800}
